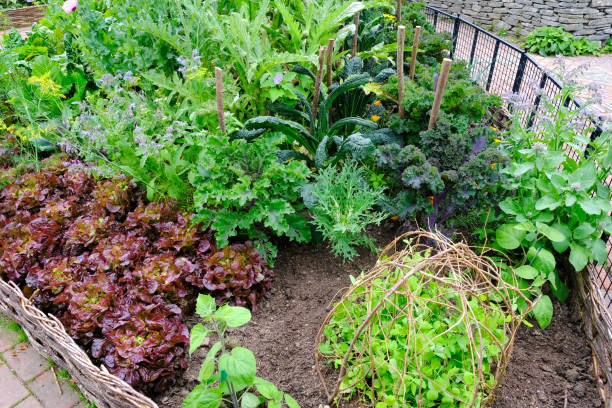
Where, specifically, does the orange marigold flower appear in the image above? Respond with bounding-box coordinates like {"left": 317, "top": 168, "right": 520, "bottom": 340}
{"left": 427, "top": 195, "right": 434, "bottom": 205}
{"left": 391, "top": 215, "right": 399, "bottom": 221}
{"left": 371, "top": 115, "right": 381, "bottom": 122}
{"left": 374, "top": 100, "right": 382, "bottom": 106}
{"left": 491, "top": 163, "right": 497, "bottom": 169}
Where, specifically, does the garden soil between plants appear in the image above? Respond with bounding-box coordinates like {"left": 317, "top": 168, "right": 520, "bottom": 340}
{"left": 156, "top": 224, "right": 602, "bottom": 408}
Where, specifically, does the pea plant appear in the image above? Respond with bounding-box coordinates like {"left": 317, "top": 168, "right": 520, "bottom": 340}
{"left": 491, "top": 80, "right": 612, "bottom": 329}
{"left": 184, "top": 295, "right": 301, "bottom": 408}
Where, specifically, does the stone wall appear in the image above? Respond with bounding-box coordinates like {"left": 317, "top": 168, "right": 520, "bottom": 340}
{"left": 425, "top": 0, "right": 612, "bottom": 43}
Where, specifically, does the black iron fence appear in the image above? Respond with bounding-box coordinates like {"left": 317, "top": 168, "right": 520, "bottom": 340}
{"left": 419, "top": 4, "right": 612, "bottom": 307}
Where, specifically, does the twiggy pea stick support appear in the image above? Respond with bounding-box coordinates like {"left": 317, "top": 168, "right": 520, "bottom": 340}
{"left": 312, "top": 46, "right": 326, "bottom": 120}
{"left": 397, "top": 25, "right": 406, "bottom": 118}
{"left": 409, "top": 25, "right": 421, "bottom": 80}
{"left": 352, "top": 12, "right": 359, "bottom": 57}
{"left": 215, "top": 67, "right": 226, "bottom": 133}
{"left": 428, "top": 58, "right": 452, "bottom": 130}
{"left": 326, "top": 38, "right": 335, "bottom": 87}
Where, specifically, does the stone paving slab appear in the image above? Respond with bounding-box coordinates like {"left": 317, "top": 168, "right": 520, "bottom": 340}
{"left": 0, "top": 322, "right": 85, "bottom": 408}
{"left": 4, "top": 343, "right": 50, "bottom": 381}
{"left": 530, "top": 54, "right": 612, "bottom": 122}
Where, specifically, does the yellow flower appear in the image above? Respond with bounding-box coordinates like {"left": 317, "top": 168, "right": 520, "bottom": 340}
{"left": 374, "top": 100, "right": 381, "bottom": 106}
{"left": 371, "top": 115, "right": 381, "bottom": 122}
{"left": 383, "top": 13, "right": 396, "bottom": 22}
{"left": 494, "top": 138, "right": 502, "bottom": 143}
{"left": 490, "top": 126, "right": 498, "bottom": 131}
{"left": 491, "top": 163, "right": 497, "bottom": 169}
{"left": 27, "top": 72, "right": 65, "bottom": 99}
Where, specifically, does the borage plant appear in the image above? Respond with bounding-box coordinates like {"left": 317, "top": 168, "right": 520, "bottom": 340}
{"left": 489, "top": 61, "right": 612, "bottom": 328}
{"left": 184, "top": 294, "right": 301, "bottom": 408}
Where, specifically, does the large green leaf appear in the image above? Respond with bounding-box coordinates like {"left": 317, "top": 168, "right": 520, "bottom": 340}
{"left": 569, "top": 243, "right": 588, "bottom": 271}
{"left": 363, "top": 128, "right": 404, "bottom": 146}
{"left": 328, "top": 117, "right": 377, "bottom": 136}
{"left": 189, "top": 323, "right": 210, "bottom": 355}
{"left": 196, "top": 294, "right": 216, "bottom": 318}
{"left": 495, "top": 224, "right": 525, "bottom": 250}
{"left": 199, "top": 341, "right": 223, "bottom": 382}
{"left": 214, "top": 305, "right": 251, "bottom": 327}
{"left": 535, "top": 222, "right": 565, "bottom": 242}
{"left": 182, "top": 386, "right": 222, "bottom": 408}
{"left": 513, "top": 265, "right": 539, "bottom": 280}
{"left": 533, "top": 295, "right": 553, "bottom": 329}
{"left": 336, "top": 133, "right": 376, "bottom": 162}
{"left": 218, "top": 347, "right": 257, "bottom": 392}
{"left": 244, "top": 116, "right": 316, "bottom": 151}
{"left": 318, "top": 73, "right": 370, "bottom": 133}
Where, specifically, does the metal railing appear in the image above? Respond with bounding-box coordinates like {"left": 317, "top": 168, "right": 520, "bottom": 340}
{"left": 420, "top": 4, "right": 612, "bottom": 307}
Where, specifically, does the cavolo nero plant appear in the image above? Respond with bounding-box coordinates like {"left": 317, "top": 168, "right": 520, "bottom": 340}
{"left": 490, "top": 69, "right": 612, "bottom": 329}
{"left": 233, "top": 62, "right": 402, "bottom": 169}
{"left": 185, "top": 294, "right": 301, "bottom": 408}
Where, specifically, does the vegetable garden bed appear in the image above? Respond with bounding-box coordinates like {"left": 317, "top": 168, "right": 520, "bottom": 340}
{"left": 1, "top": 0, "right": 611, "bottom": 407}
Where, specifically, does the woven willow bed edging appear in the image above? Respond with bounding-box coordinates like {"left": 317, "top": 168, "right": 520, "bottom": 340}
{"left": 0, "top": 278, "right": 158, "bottom": 408}
{"left": 573, "top": 265, "right": 612, "bottom": 408}
{"left": 0, "top": 5, "right": 45, "bottom": 29}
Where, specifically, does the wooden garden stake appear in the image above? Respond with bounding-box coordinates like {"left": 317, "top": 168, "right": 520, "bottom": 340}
{"left": 428, "top": 58, "right": 452, "bottom": 130}
{"left": 312, "top": 46, "right": 326, "bottom": 119}
{"left": 397, "top": 25, "right": 406, "bottom": 118}
{"left": 352, "top": 12, "right": 359, "bottom": 57}
{"left": 396, "top": 0, "right": 402, "bottom": 22}
{"left": 409, "top": 25, "right": 422, "bottom": 80}
{"left": 326, "top": 38, "right": 335, "bottom": 87}
{"left": 214, "top": 67, "right": 226, "bottom": 133}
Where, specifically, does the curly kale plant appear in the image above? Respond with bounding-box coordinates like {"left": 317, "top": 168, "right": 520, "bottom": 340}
{"left": 188, "top": 132, "right": 311, "bottom": 259}
{"left": 376, "top": 117, "right": 505, "bottom": 230}
{"left": 385, "top": 62, "right": 502, "bottom": 142}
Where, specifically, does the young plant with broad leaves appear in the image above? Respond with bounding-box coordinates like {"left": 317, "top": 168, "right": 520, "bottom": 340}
{"left": 184, "top": 294, "right": 301, "bottom": 408}
{"left": 490, "top": 65, "right": 612, "bottom": 329}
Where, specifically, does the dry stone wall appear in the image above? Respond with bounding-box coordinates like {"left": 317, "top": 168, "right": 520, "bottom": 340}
{"left": 425, "top": 0, "right": 612, "bottom": 43}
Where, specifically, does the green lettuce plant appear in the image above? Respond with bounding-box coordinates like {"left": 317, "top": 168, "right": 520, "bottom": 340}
{"left": 185, "top": 294, "right": 301, "bottom": 408}
{"left": 189, "top": 132, "right": 312, "bottom": 260}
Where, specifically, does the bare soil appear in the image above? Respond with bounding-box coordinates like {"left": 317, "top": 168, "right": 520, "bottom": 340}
{"left": 156, "top": 224, "right": 602, "bottom": 408}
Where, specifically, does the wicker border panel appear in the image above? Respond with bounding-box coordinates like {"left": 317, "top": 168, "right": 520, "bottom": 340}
{"left": 1, "top": 5, "right": 45, "bottom": 29}
{"left": 0, "top": 278, "right": 158, "bottom": 408}
{"left": 573, "top": 267, "right": 612, "bottom": 408}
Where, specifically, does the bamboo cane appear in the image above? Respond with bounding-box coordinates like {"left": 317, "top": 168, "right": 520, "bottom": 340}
{"left": 312, "top": 46, "right": 326, "bottom": 120}
{"left": 397, "top": 26, "right": 406, "bottom": 118}
{"left": 326, "top": 38, "right": 335, "bottom": 87}
{"left": 428, "top": 58, "right": 452, "bottom": 129}
{"left": 352, "top": 12, "right": 359, "bottom": 57}
{"left": 409, "top": 25, "right": 422, "bottom": 80}
{"left": 214, "top": 67, "right": 226, "bottom": 133}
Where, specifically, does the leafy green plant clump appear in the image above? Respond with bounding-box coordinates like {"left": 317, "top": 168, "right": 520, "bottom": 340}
{"left": 185, "top": 294, "right": 301, "bottom": 408}
{"left": 304, "top": 162, "right": 387, "bottom": 261}
{"left": 526, "top": 27, "right": 605, "bottom": 56}
{"left": 489, "top": 84, "right": 611, "bottom": 328}
{"left": 318, "top": 236, "right": 522, "bottom": 408}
